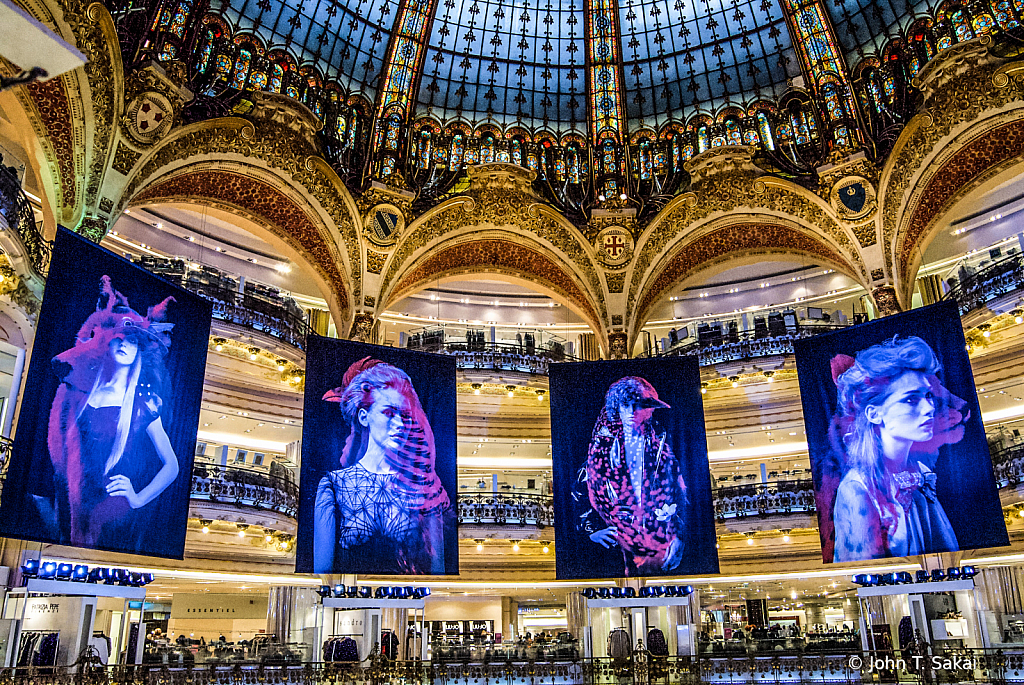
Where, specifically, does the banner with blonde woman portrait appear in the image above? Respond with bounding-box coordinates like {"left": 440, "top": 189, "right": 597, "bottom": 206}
{"left": 0, "top": 227, "right": 212, "bottom": 559}
{"left": 296, "top": 335, "right": 459, "bottom": 575}
{"left": 794, "top": 300, "right": 1007, "bottom": 564}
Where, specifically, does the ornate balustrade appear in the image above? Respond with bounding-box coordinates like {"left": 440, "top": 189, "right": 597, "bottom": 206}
{"left": 190, "top": 463, "right": 298, "bottom": 518}
{"left": 712, "top": 480, "right": 817, "bottom": 520}
{"left": 945, "top": 251, "right": 1024, "bottom": 317}
{"left": 12, "top": 649, "right": 1024, "bottom": 685}
{"left": 456, "top": 492, "right": 554, "bottom": 528}
{"left": 992, "top": 443, "right": 1024, "bottom": 490}
{"left": 0, "top": 166, "right": 51, "bottom": 275}
{"left": 658, "top": 324, "right": 850, "bottom": 365}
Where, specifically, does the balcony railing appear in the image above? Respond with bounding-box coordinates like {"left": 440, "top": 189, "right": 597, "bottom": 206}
{"left": 712, "top": 479, "right": 817, "bottom": 520}
{"left": 658, "top": 324, "right": 850, "bottom": 366}
{"left": 0, "top": 167, "right": 51, "bottom": 275}
{"left": 945, "top": 251, "right": 1024, "bottom": 316}
{"left": 991, "top": 442, "right": 1024, "bottom": 489}
{"left": 410, "top": 340, "right": 577, "bottom": 375}
{"left": 190, "top": 463, "right": 299, "bottom": 518}
{"left": 457, "top": 492, "right": 555, "bottom": 528}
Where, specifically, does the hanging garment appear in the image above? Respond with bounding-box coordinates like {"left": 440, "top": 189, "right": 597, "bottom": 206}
{"left": 607, "top": 628, "right": 631, "bottom": 658}
{"left": 381, "top": 630, "right": 399, "bottom": 659}
{"left": 34, "top": 633, "right": 59, "bottom": 667}
{"left": 647, "top": 628, "right": 668, "bottom": 656}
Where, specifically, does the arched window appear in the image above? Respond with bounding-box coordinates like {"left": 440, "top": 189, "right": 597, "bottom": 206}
{"left": 654, "top": 147, "right": 667, "bottom": 173}
{"left": 384, "top": 115, "right": 401, "bottom": 151}
{"left": 637, "top": 138, "right": 653, "bottom": 180}
{"left": 418, "top": 129, "right": 432, "bottom": 169}
{"left": 697, "top": 125, "right": 709, "bottom": 153}
{"left": 949, "top": 7, "right": 975, "bottom": 41}
{"left": 167, "top": 0, "right": 193, "bottom": 37}
{"left": 821, "top": 82, "right": 844, "bottom": 121}
{"left": 602, "top": 140, "right": 617, "bottom": 174}
{"left": 511, "top": 139, "right": 523, "bottom": 166}
{"left": 335, "top": 111, "right": 348, "bottom": 140}
{"left": 566, "top": 144, "right": 582, "bottom": 184}
{"left": 450, "top": 133, "right": 465, "bottom": 168}
{"left": 480, "top": 134, "right": 495, "bottom": 164}
{"left": 268, "top": 63, "right": 284, "bottom": 92}
{"left": 756, "top": 112, "right": 774, "bottom": 150}
{"left": 991, "top": 0, "right": 1019, "bottom": 27}
{"left": 791, "top": 111, "right": 810, "bottom": 145}
{"left": 230, "top": 48, "right": 251, "bottom": 89}
{"left": 725, "top": 119, "right": 742, "bottom": 145}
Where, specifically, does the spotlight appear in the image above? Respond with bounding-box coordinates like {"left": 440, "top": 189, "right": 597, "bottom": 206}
{"left": 276, "top": 359, "right": 287, "bottom": 372}
{"left": 610, "top": 587, "right": 624, "bottom": 598}
{"left": 961, "top": 565, "right": 978, "bottom": 579}
{"left": 130, "top": 572, "right": 146, "bottom": 587}
{"left": 639, "top": 587, "right": 653, "bottom": 598}
{"left": 413, "top": 587, "right": 431, "bottom": 599}
{"left": 931, "top": 568, "right": 946, "bottom": 582}
{"left": 475, "top": 539, "right": 484, "bottom": 552}
{"left": 213, "top": 337, "right": 226, "bottom": 352}
{"left": 511, "top": 540, "right": 520, "bottom": 552}
{"left": 72, "top": 565, "right": 89, "bottom": 582}
{"left": 55, "top": 563, "right": 73, "bottom": 580}
{"left": 472, "top": 383, "right": 482, "bottom": 395}
{"left": 317, "top": 586, "right": 331, "bottom": 598}
{"left": 200, "top": 519, "right": 212, "bottom": 534}
{"left": 1016, "top": 312, "right": 1024, "bottom": 324}
{"left": 358, "top": 587, "right": 372, "bottom": 599}
{"left": 334, "top": 584, "right": 345, "bottom": 598}
{"left": 700, "top": 383, "right": 707, "bottom": 394}
{"left": 88, "top": 568, "right": 108, "bottom": 584}
{"left": 598, "top": 587, "right": 611, "bottom": 599}
{"left": 237, "top": 524, "right": 249, "bottom": 538}
{"left": 583, "top": 588, "right": 597, "bottom": 599}
{"left": 506, "top": 385, "right": 516, "bottom": 398}
{"left": 946, "top": 567, "right": 962, "bottom": 580}
{"left": 623, "top": 587, "right": 636, "bottom": 598}
{"left": 536, "top": 389, "right": 546, "bottom": 401}
{"left": 347, "top": 586, "right": 359, "bottom": 598}
{"left": 916, "top": 570, "right": 929, "bottom": 583}
{"left": 880, "top": 573, "right": 896, "bottom": 585}
{"left": 542, "top": 544, "right": 550, "bottom": 554}
{"left": 680, "top": 585, "right": 694, "bottom": 596}
{"left": 852, "top": 574, "right": 875, "bottom": 587}
{"left": 763, "top": 371, "right": 774, "bottom": 381}
{"left": 895, "top": 571, "right": 913, "bottom": 584}
{"left": 141, "top": 573, "right": 155, "bottom": 586}
{"left": 248, "top": 347, "right": 259, "bottom": 361}
{"left": 21, "top": 559, "right": 39, "bottom": 578}
{"left": 39, "top": 562, "right": 57, "bottom": 579}
{"left": 730, "top": 376, "right": 740, "bottom": 388}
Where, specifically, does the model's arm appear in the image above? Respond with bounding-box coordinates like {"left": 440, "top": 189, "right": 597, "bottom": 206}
{"left": 313, "top": 475, "right": 337, "bottom": 573}
{"left": 833, "top": 477, "right": 886, "bottom": 561}
{"left": 106, "top": 416, "right": 179, "bottom": 508}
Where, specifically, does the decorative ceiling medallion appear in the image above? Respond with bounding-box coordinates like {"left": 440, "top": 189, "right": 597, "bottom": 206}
{"left": 830, "top": 176, "right": 876, "bottom": 220}
{"left": 363, "top": 203, "right": 405, "bottom": 247}
{"left": 595, "top": 225, "right": 633, "bottom": 268}
{"left": 125, "top": 91, "right": 174, "bottom": 145}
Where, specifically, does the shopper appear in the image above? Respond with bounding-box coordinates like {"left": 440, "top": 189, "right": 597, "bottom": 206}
{"left": 585, "top": 376, "right": 687, "bottom": 575}
{"left": 830, "top": 336, "right": 960, "bottom": 561}
{"left": 313, "top": 357, "right": 452, "bottom": 574}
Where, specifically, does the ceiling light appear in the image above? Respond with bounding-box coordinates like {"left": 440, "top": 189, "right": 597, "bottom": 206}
{"left": 506, "top": 385, "right": 516, "bottom": 398}
{"left": 536, "top": 390, "right": 546, "bottom": 401}
{"left": 472, "top": 383, "right": 482, "bottom": 395}
{"left": 700, "top": 382, "right": 708, "bottom": 394}
{"left": 276, "top": 359, "right": 287, "bottom": 371}
{"left": 248, "top": 347, "right": 259, "bottom": 361}
{"left": 511, "top": 540, "right": 520, "bottom": 552}
{"left": 213, "top": 337, "right": 226, "bottom": 352}
{"left": 730, "top": 376, "right": 739, "bottom": 388}
{"left": 275, "top": 263, "right": 292, "bottom": 274}
{"left": 237, "top": 524, "right": 249, "bottom": 538}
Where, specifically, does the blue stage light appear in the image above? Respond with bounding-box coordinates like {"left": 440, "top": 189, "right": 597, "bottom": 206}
{"left": 346, "top": 586, "right": 358, "bottom": 598}
{"left": 583, "top": 588, "right": 597, "bottom": 599}
{"left": 141, "top": 573, "right": 155, "bottom": 585}
{"left": 72, "top": 565, "right": 89, "bottom": 582}
{"left": 961, "top": 565, "right": 978, "bottom": 579}
{"left": 895, "top": 572, "right": 913, "bottom": 584}
{"left": 598, "top": 588, "right": 611, "bottom": 599}
{"left": 946, "top": 567, "right": 961, "bottom": 580}
{"left": 334, "top": 584, "right": 345, "bottom": 598}
{"left": 358, "top": 587, "right": 372, "bottom": 599}
{"left": 88, "top": 568, "right": 108, "bottom": 584}
{"left": 39, "top": 562, "right": 57, "bottom": 579}
{"left": 21, "top": 559, "right": 39, "bottom": 578}
{"left": 852, "top": 574, "right": 874, "bottom": 586}
{"left": 916, "top": 570, "right": 929, "bottom": 583}
{"left": 930, "top": 569, "right": 946, "bottom": 582}
{"left": 680, "top": 585, "right": 694, "bottom": 596}
{"left": 317, "top": 586, "right": 331, "bottom": 598}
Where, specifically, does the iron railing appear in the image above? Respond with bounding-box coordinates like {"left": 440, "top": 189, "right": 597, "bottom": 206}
{"left": 13, "top": 648, "right": 1024, "bottom": 685}
{"left": 412, "top": 340, "right": 577, "bottom": 376}
{"left": 712, "top": 479, "right": 817, "bottom": 520}
{"left": 945, "top": 251, "right": 1024, "bottom": 316}
{"left": 190, "top": 463, "right": 299, "bottom": 518}
{"left": 0, "top": 166, "right": 51, "bottom": 275}
{"left": 456, "top": 492, "right": 554, "bottom": 527}
{"left": 657, "top": 324, "right": 850, "bottom": 366}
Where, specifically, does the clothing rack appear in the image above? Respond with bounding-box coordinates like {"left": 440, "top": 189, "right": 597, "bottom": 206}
{"left": 17, "top": 630, "right": 59, "bottom": 668}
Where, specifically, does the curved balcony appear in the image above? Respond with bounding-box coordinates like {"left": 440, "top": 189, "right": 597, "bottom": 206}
{"left": 137, "top": 257, "right": 312, "bottom": 350}
{"left": 190, "top": 463, "right": 299, "bottom": 518}
{"left": 0, "top": 167, "right": 51, "bottom": 275}
{"left": 659, "top": 324, "right": 851, "bottom": 366}
{"left": 946, "top": 251, "right": 1024, "bottom": 317}
{"left": 713, "top": 479, "right": 817, "bottom": 520}
{"left": 457, "top": 492, "right": 554, "bottom": 528}
{"left": 410, "top": 339, "right": 575, "bottom": 376}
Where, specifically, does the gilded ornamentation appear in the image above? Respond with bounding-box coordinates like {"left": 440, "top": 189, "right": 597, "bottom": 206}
{"left": 829, "top": 176, "right": 877, "bottom": 222}
{"left": 76, "top": 216, "right": 107, "bottom": 242}
{"left": 99, "top": 197, "right": 113, "bottom": 214}
{"left": 366, "top": 250, "right": 388, "bottom": 274}
{"left": 120, "top": 118, "right": 361, "bottom": 300}
{"left": 363, "top": 295, "right": 376, "bottom": 308}
{"left": 350, "top": 313, "right": 374, "bottom": 343}
{"left": 356, "top": 183, "right": 414, "bottom": 219}
{"left": 363, "top": 203, "right": 405, "bottom": 248}
{"left": 882, "top": 55, "right": 1024, "bottom": 284}
{"left": 628, "top": 169, "right": 860, "bottom": 318}
{"left": 25, "top": 76, "right": 77, "bottom": 210}
{"left": 608, "top": 332, "right": 628, "bottom": 359}
{"left": 381, "top": 172, "right": 604, "bottom": 321}
{"left": 852, "top": 221, "right": 878, "bottom": 248}
{"left": 390, "top": 239, "right": 603, "bottom": 332}
{"left": 124, "top": 90, "right": 175, "bottom": 145}
{"left": 634, "top": 222, "right": 855, "bottom": 330}
{"left": 871, "top": 285, "right": 902, "bottom": 316}
{"left": 605, "top": 272, "right": 625, "bottom": 293}
{"left": 595, "top": 225, "right": 633, "bottom": 268}
{"left": 132, "top": 169, "right": 350, "bottom": 315}
{"left": 112, "top": 141, "right": 142, "bottom": 175}
{"left": 870, "top": 268, "right": 885, "bottom": 282}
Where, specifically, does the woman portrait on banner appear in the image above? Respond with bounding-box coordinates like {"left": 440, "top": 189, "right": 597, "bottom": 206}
{"left": 585, "top": 376, "right": 687, "bottom": 576}
{"left": 826, "top": 335, "right": 968, "bottom": 562}
{"left": 45, "top": 275, "right": 180, "bottom": 550}
{"left": 313, "top": 357, "right": 452, "bottom": 574}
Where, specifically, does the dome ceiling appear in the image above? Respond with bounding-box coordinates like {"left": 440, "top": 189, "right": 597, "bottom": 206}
{"left": 221, "top": 0, "right": 828, "bottom": 129}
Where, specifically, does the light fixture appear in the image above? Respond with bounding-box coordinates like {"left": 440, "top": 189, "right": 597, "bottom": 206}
{"left": 237, "top": 524, "right": 249, "bottom": 538}
{"left": 746, "top": 533, "right": 754, "bottom": 545}
{"left": 1015, "top": 311, "right": 1023, "bottom": 325}
{"left": 781, "top": 529, "right": 791, "bottom": 543}
{"left": 700, "top": 382, "right": 708, "bottom": 394}
{"left": 729, "top": 376, "right": 740, "bottom": 388}
{"left": 542, "top": 541, "right": 550, "bottom": 554}
{"left": 536, "top": 389, "right": 546, "bottom": 401}
{"left": 276, "top": 359, "right": 287, "bottom": 372}
{"left": 200, "top": 519, "right": 212, "bottom": 534}
{"left": 265, "top": 529, "right": 275, "bottom": 543}
{"left": 248, "top": 347, "right": 260, "bottom": 360}
{"left": 213, "top": 337, "right": 226, "bottom": 352}
{"left": 506, "top": 385, "right": 516, "bottom": 398}
{"left": 763, "top": 371, "right": 774, "bottom": 381}
{"left": 980, "top": 324, "right": 991, "bottom": 338}
{"left": 475, "top": 539, "right": 484, "bottom": 552}
{"left": 472, "top": 383, "right": 482, "bottom": 395}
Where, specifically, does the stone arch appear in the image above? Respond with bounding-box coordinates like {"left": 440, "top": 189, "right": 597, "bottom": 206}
{"left": 117, "top": 115, "right": 364, "bottom": 327}
{"left": 381, "top": 234, "right": 606, "bottom": 349}
{"left": 377, "top": 164, "right": 606, "bottom": 329}
{"left": 127, "top": 164, "right": 353, "bottom": 327}
{"left": 629, "top": 221, "right": 863, "bottom": 345}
